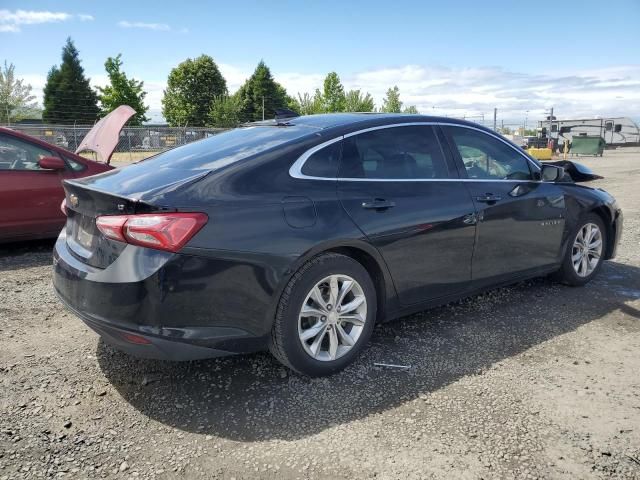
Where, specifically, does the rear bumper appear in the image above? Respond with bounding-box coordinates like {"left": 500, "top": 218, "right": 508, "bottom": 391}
{"left": 56, "top": 291, "right": 230, "bottom": 361}
{"left": 52, "top": 231, "right": 270, "bottom": 361}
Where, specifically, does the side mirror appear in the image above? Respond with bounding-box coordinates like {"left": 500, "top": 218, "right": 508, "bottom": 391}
{"left": 541, "top": 164, "right": 564, "bottom": 182}
{"left": 39, "top": 156, "right": 66, "bottom": 170}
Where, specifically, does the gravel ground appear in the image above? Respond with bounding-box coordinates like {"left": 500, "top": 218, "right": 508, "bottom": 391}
{"left": 1, "top": 149, "right": 639, "bottom": 480}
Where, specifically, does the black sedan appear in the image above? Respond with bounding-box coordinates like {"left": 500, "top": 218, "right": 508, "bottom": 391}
{"left": 53, "top": 114, "right": 623, "bottom": 376}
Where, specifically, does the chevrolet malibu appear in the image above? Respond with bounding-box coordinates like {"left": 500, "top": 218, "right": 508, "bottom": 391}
{"left": 53, "top": 114, "right": 622, "bottom": 376}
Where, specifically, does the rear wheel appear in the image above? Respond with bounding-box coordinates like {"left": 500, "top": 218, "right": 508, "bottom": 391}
{"left": 269, "top": 253, "right": 376, "bottom": 377}
{"left": 554, "top": 213, "right": 606, "bottom": 286}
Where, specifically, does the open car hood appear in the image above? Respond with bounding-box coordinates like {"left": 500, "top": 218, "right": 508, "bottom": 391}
{"left": 547, "top": 160, "right": 604, "bottom": 182}
{"left": 75, "top": 105, "right": 135, "bottom": 164}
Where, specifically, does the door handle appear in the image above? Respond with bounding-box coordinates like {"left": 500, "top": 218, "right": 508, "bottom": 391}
{"left": 362, "top": 198, "right": 396, "bottom": 210}
{"left": 475, "top": 194, "right": 502, "bottom": 203}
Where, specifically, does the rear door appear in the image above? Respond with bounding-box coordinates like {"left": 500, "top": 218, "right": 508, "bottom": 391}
{"left": 441, "top": 125, "right": 566, "bottom": 285}
{"left": 0, "top": 132, "right": 75, "bottom": 239}
{"left": 337, "top": 124, "right": 477, "bottom": 305}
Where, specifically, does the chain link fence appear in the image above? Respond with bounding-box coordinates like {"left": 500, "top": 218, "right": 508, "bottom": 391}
{"left": 2, "top": 124, "right": 227, "bottom": 163}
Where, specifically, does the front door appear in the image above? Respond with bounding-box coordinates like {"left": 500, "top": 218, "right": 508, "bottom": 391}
{"left": 0, "top": 133, "right": 72, "bottom": 239}
{"left": 441, "top": 125, "right": 566, "bottom": 286}
{"left": 337, "top": 124, "right": 477, "bottom": 305}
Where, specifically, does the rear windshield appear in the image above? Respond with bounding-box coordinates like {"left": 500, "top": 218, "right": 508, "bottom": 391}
{"left": 140, "top": 126, "right": 314, "bottom": 171}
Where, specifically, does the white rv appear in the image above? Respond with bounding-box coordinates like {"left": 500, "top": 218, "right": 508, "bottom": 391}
{"left": 537, "top": 117, "right": 640, "bottom": 147}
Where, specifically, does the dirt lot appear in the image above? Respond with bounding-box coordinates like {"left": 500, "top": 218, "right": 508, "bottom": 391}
{"left": 1, "top": 149, "right": 639, "bottom": 479}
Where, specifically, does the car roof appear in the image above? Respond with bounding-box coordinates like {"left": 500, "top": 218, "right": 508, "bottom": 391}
{"left": 278, "top": 113, "right": 473, "bottom": 130}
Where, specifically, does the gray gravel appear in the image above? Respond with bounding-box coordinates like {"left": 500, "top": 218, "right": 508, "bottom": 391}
{"left": 1, "top": 149, "right": 639, "bottom": 479}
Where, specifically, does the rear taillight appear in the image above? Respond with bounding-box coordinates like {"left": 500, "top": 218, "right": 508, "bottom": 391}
{"left": 95, "top": 213, "right": 207, "bottom": 252}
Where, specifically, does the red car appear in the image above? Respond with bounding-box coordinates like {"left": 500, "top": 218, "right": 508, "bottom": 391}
{"left": 0, "top": 106, "right": 135, "bottom": 243}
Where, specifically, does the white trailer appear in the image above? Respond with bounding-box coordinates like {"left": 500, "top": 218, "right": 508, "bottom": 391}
{"left": 537, "top": 117, "right": 640, "bottom": 147}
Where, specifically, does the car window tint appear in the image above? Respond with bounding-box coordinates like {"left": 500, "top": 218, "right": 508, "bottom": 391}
{"left": 340, "top": 125, "right": 449, "bottom": 179}
{"left": 301, "top": 141, "right": 341, "bottom": 177}
{"left": 446, "top": 127, "right": 532, "bottom": 180}
{"left": 0, "top": 134, "right": 52, "bottom": 171}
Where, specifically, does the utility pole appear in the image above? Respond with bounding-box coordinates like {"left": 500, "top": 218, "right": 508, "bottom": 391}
{"left": 493, "top": 108, "right": 497, "bottom": 131}
{"left": 262, "top": 96, "right": 265, "bottom": 121}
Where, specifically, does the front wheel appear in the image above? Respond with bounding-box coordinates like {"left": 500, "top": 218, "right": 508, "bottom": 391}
{"left": 554, "top": 213, "right": 606, "bottom": 286}
{"left": 269, "top": 253, "right": 377, "bottom": 377}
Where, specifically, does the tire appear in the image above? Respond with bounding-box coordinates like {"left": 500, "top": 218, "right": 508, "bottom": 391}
{"left": 554, "top": 213, "right": 607, "bottom": 286}
{"left": 269, "top": 253, "right": 377, "bottom": 377}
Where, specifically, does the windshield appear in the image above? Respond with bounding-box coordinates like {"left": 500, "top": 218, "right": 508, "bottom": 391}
{"left": 139, "top": 126, "right": 316, "bottom": 171}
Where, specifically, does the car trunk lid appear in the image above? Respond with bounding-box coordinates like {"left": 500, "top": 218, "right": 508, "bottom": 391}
{"left": 63, "top": 183, "right": 153, "bottom": 269}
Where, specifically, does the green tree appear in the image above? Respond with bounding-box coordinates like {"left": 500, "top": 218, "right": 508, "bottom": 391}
{"left": 209, "top": 95, "right": 241, "bottom": 128}
{"left": 293, "top": 92, "right": 323, "bottom": 115}
{"left": 380, "top": 85, "right": 403, "bottom": 113}
{"left": 319, "top": 72, "right": 345, "bottom": 112}
{"left": 43, "top": 38, "right": 99, "bottom": 124}
{"left": 403, "top": 105, "right": 419, "bottom": 114}
{"left": 96, "top": 54, "right": 148, "bottom": 125}
{"left": 162, "top": 55, "right": 227, "bottom": 127}
{"left": 235, "top": 61, "right": 292, "bottom": 122}
{"left": 344, "top": 89, "right": 375, "bottom": 112}
{"left": 0, "top": 61, "right": 39, "bottom": 123}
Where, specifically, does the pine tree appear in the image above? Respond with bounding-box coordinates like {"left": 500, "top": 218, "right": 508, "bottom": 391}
{"left": 235, "top": 61, "right": 292, "bottom": 122}
{"left": 43, "top": 38, "right": 99, "bottom": 124}
{"left": 97, "top": 54, "right": 149, "bottom": 125}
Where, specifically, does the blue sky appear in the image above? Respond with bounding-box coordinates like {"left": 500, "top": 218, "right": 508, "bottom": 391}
{"left": 1, "top": 0, "right": 639, "bottom": 123}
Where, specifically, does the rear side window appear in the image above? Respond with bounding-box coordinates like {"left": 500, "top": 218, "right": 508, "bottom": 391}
{"left": 340, "top": 125, "right": 449, "bottom": 179}
{"left": 301, "top": 141, "right": 341, "bottom": 178}
{"left": 445, "top": 126, "right": 532, "bottom": 181}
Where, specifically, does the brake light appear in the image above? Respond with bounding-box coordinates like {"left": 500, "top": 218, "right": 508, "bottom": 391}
{"left": 95, "top": 215, "right": 128, "bottom": 242}
{"left": 95, "top": 213, "right": 207, "bottom": 252}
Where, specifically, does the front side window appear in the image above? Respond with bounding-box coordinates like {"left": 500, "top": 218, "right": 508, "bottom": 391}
{"left": 64, "top": 155, "right": 86, "bottom": 172}
{"left": 446, "top": 127, "right": 533, "bottom": 181}
{"left": 340, "top": 125, "right": 449, "bottom": 179}
{"left": 0, "top": 134, "right": 54, "bottom": 171}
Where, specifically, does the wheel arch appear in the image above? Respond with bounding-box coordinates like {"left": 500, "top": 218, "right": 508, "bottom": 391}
{"left": 266, "top": 239, "right": 398, "bottom": 329}
{"left": 589, "top": 205, "right": 616, "bottom": 259}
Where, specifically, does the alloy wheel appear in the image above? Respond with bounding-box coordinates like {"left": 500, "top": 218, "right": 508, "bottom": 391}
{"left": 297, "top": 274, "right": 367, "bottom": 361}
{"left": 572, "top": 223, "right": 603, "bottom": 277}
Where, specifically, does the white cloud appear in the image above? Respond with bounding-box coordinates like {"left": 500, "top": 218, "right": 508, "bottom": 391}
{"left": 0, "top": 24, "right": 19, "bottom": 33}
{"left": 334, "top": 64, "right": 640, "bottom": 123}
{"left": 117, "top": 20, "right": 171, "bottom": 31}
{"left": 218, "top": 63, "right": 251, "bottom": 92}
{"left": 17, "top": 64, "right": 640, "bottom": 125}
{"left": 78, "top": 14, "right": 94, "bottom": 21}
{"left": 0, "top": 9, "right": 94, "bottom": 32}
